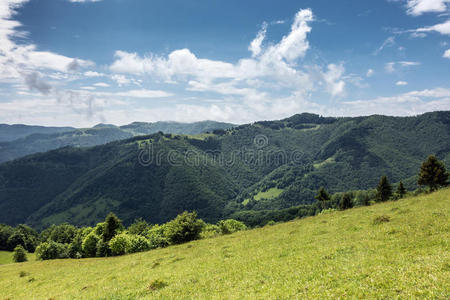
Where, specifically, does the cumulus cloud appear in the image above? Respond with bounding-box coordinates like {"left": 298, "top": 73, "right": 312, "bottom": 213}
{"left": 0, "top": 1, "right": 94, "bottom": 81}
{"left": 396, "top": 81, "right": 408, "bottom": 85}
{"left": 443, "top": 49, "right": 450, "bottom": 58}
{"left": 366, "top": 69, "right": 374, "bottom": 77}
{"left": 109, "top": 9, "right": 346, "bottom": 99}
{"left": 406, "top": 0, "right": 450, "bottom": 16}
{"left": 249, "top": 22, "right": 267, "bottom": 57}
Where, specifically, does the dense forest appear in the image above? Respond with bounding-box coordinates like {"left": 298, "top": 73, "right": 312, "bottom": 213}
{"left": 0, "top": 111, "right": 449, "bottom": 229}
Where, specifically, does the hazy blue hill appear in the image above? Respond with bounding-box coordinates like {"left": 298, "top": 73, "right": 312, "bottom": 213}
{"left": 0, "top": 121, "right": 235, "bottom": 163}
{"left": 0, "top": 112, "right": 448, "bottom": 228}
{"left": 0, "top": 124, "right": 74, "bottom": 142}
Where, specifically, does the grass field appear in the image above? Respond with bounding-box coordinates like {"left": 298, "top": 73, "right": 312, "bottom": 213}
{"left": 0, "top": 251, "right": 35, "bottom": 266}
{"left": 0, "top": 189, "right": 449, "bottom": 299}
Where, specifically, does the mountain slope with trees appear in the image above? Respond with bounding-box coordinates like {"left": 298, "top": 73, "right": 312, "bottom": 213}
{"left": 0, "top": 121, "right": 235, "bottom": 163}
{"left": 0, "top": 111, "right": 448, "bottom": 228}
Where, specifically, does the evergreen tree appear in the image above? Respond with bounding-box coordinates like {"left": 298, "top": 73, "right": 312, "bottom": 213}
{"left": 376, "top": 176, "right": 392, "bottom": 202}
{"left": 339, "top": 193, "right": 353, "bottom": 210}
{"left": 396, "top": 181, "right": 407, "bottom": 199}
{"left": 418, "top": 155, "right": 448, "bottom": 192}
{"left": 103, "top": 213, "right": 122, "bottom": 242}
{"left": 315, "top": 187, "right": 331, "bottom": 210}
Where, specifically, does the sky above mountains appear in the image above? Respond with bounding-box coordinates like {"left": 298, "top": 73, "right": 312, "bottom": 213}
{"left": 0, "top": 0, "right": 449, "bottom": 126}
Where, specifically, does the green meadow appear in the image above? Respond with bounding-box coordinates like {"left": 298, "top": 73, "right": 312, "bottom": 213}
{"left": 0, "top": 189, "right": 448, "bottom": 299}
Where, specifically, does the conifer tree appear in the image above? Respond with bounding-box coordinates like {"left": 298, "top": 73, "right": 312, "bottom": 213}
{"left": 376, "top": 176, "right": 392, "bottom": 202}
{"left": 339, "top": 193, "right": 353, "bottom": 210}
{"left": 395, "top": 181, "right": 407, "bottom": 199}
{"left": 315, "top": 187, "right": 331, "bottom": 210}
{"left": 103, "top": 213, "right": 122, "bottom": 242}
{"left": 418, "top": 155, "right": 448, "bottom": 192}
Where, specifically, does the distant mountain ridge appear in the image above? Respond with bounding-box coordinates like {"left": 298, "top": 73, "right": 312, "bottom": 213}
{"left": 0, "top": 111, "right": 448, "bottom": 229}
{"left": 0, "top": 120, "right": 235, "bottom": 163}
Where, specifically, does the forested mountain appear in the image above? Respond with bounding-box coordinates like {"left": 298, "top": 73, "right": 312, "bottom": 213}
{"left": 0, "top": 124, "right": 75, "bottom": 142}
{"left": 0, "top": 121, "right": 235, "bottom": 163}
{"left": 0, "top": 111, "right": 449, "bottom": 228}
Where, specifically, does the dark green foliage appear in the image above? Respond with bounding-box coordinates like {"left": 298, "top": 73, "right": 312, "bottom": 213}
{"left": 12, "top": 245, "right": 27, "bottom": 262}
{"left": 67, "top": 233, "right": 84, "bottom": 258}
{"left": 35, "top": 241, "right": 68, "bottom": 260}
{"left": 418, "top": 155, "right": 448, "bottom": 191}
{"left": 103, "top": 213, "right": 122, "bottom": 242}
{"left": 164, "top": 212, "right": 205, "bottom": 244}
{"left": 0, "top": 112, "right": 449, "bottom": 228}
{"left": 6, "top": 225, "right": 38, "bottom": 252}
{"left": 315, "top": 187, "right": 331, "bottom": 210}
{"left": 395, "top": 181, "right": 407, "bottom": 199}
{"left": 376, "top": 176, "right": 392, "bottom": 202}
{"left": 339, "top": 194, "right": 353, "bottom": 210}
{"left": 40, "top": 223, "right": 77, "bottom": 244}
{"left": 127, "top": 218, "right": 151, "bottom": 236}
{"left": 0, "top": 224, "right": 13, "bottom": 250}
{"left": 96, "top": 239, "right": 110, "bottom": 257}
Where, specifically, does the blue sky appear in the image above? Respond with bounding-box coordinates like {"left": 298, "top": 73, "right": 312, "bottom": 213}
{"left": 0, "top": 0, "right": 449, "bottom": 126}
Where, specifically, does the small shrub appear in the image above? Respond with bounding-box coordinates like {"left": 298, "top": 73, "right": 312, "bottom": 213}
{"left": 265, "top": 220, "right": 276, "bottom": 226}
{"left": 109, "top": 233, "right": 130, "bottom": 256}
{"left": 82, "top": 232, "right": 100, "bottom": 257}
{"left": 318, "top": 208, "right": 338, "bottom": 215}
{"left": 200, "top": 224, "right": 221, "bottom": 239}
{"left": 146, "top": 225, "right": 169, "bottom": 249}
{"left": 217, "top": 219, "right": 247, "bottom": 235}
{"left": 13, "top": 245, "right": 27, "bottom": 263}
{"left": 35, "top": 241, "right": 68, "bottom": 260}
{"left": 148, "top": 279, "right": 168, "bottom": 291}
{"left": 164, "top": 212, "right": 205, "bottom": 244}
{"left": 373, "top": 215, "right": 391, "bottom": 225}
{"left": 126, "top": 235, "right": 151, "bottom": 253}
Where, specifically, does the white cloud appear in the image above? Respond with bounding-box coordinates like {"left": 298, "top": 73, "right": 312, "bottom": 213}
{"left": 385, "top": 61, "right": 421, "bottom": 73}
{"left": 248, "top": 23, "right": 267, "bottom": 57}
{"left": 109, "top": 9, "right": 346, "bottom": 98}
{"left": 443, "top": 49, "right": 450, "bottom": 58}
{"left": 115, "top": 89, "right": 172, "bottom": 98}
{"left": 84, "top": 71, "right": 104, "bottom": 77}
{"left": 322, "top": 64, "right": 346, "bottom": 97}
{"left": 398, "top": 61, "right": 421, "bottom": 66}
{"left": 406, "top": 0, "right": 450, "bottom": 16}
{"left": 385, "top": 62, "right": 396, "bottom": 73}
{"left": 396, "top": 81, "right": 408, "bottom": 85}
{"left": 366, "top": 69, "right": 374, "bottom": 77}
{"left": 415, "top": 20, "right": 450, "bottom": 35}
{"left": 93, "top": 82, "right": 110, "bottom": 87}
{"left": 0, "top": 0, "right": 94, "bottom": 82}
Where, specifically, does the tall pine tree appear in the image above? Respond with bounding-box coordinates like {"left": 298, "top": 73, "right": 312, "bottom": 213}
{"left": 418, "top": 155, "right": 448, "bottom": 192}
{"left": 395, "top": 181, "right": 407, "bottom": 199}
{"left": 376, "top": 176, "right": 392, "bottom": 202}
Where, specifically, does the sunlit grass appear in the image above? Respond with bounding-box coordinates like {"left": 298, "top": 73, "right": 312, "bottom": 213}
{"left": 0, "top": 189, "right": 448, "bottom": 299}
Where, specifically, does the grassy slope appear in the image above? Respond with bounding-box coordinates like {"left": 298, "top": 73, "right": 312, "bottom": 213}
{"left": 0, "top": 189, "right": 449, "bottom": 299}
{"left": 0, "top": 251, "right": 36, "bottom": 265}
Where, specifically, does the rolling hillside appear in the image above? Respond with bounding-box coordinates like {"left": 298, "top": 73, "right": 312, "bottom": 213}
{"left": 0, "top": 121, "right": 235, "bottom": 163}
{"left": 0, "top": 111, "right": 449, "bottom": 228}
{"left": 0, "top": 189, "right": 448, "bottom": 299}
